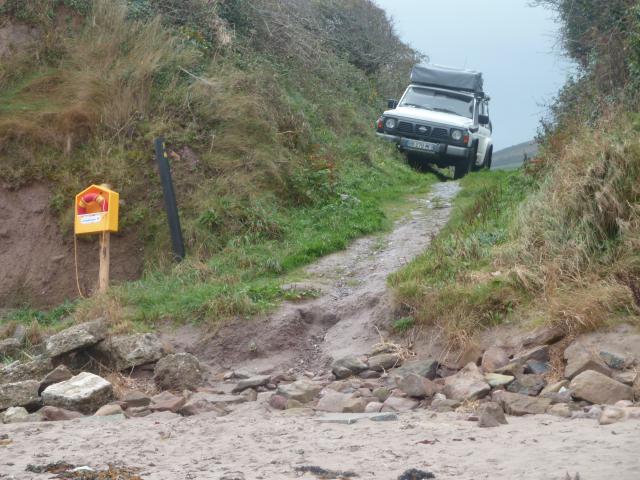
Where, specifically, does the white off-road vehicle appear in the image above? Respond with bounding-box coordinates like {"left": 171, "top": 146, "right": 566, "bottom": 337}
{"left": 376, "top": 64, "right": 493, "bottom": 179}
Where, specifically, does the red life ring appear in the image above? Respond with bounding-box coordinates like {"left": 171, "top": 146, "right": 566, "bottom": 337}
{"left": 77, "top": 192, "right": 108, "bottom": 215}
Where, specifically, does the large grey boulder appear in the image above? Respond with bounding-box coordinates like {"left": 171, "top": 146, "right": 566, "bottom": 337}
{"left": 443, "top": 363, "right": 491, "bottom": 402}
{"left": 276, "top": 380, "right": 322, "bottom": 404}
{"left": 481, "top": 347, "right": 510, "bottom": 373}
{"left": 393, "top": 359, "right": 439, "bottom": 380}
{"left": 45, "top": 320, "right": 106, "bottom": 357}
{"left": 0, "top": 356, "right": 53, "bottom": 384}
{"left": 331, "top": 356, "right": 368, "bottom": 379}
{"left": 569, "top": 370, "right": 633, "bottom": 405}
{"left": 92, "top": 333, "right": 166, "bottom": 371}
{"left": 42, "top": 372, "right": 113, "bottom": 414}
{"left": 0, "top": 380, "right": 41, "bottom": 410}
{"left": 506, "top": 374, "right": 546, "bottom": 396}
{"left": 397, "top": 373, "right": 436, "bottom": 398}
{"left": 492, "top": 390, "right": 552, "bottom": 416}
{"left": 477, "top": 402, "right": 508, "bottom": 428}
{"left": 0, "top": 338, "right": 21, "bottom": 358}
{"left": 316, "top": 391, "right": 366, "bottom": 413}
{"left": 39, "top": 365, "right": 73, "bottom": 394}
{"left": 2, "top": 406, "right": 29, "bottom": 424}
{"left": 367, "top": 353, "right": 402, "bottom": 372}
{"left": 154, "top": 353, "right": 203, "bottom": 391}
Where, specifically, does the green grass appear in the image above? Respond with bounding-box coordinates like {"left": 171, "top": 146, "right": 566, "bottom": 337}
{"left": 389, "top": 169, "right": 536, "bottom": 345}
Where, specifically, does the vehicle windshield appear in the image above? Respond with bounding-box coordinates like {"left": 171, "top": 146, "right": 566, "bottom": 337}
{"left": 399, "top": 87, "right": 474, "bottom": 119}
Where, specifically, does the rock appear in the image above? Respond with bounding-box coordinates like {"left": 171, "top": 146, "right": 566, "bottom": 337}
{"left": 2, "top": 406, "right": 29, "bottom": 424}
{"left": 634, "top": 375, "right": 640, "bottom": 401}
{"left": 231, "top": 375, "right": 271, "bottom": 394}
{"left": 477, "top": 402, "right": 508, "bottom": 428}
{"left": 613, "top": 371, "right": 637, "bottom": 385}
{"left": 269, "top": 394, "right": 288, "bottom": 410}
{"left": 484, "top": 373, "right": 515, "bottom": 388}
{"left": 286, "top": 399, "right": 304, "bottom": 409}
{"left": 149, "top": 391, "right": 186, "bottom": 413}
{"left": 599, "top": 406, "right": 627, "bottom": 425}
{"left": 12, "top": 324, "right": 27, "bottom": 344}
{"left": 365, "top": 401, "right": 383, "bottom": 413}
{"left": 397, "top": 469, "right": 435, "bottom": 480}
{"left": 393, "top": 359, "right": 439, "bottom": 380}
{"left": 0, "top": 380, "right": 40, "bottom": 410}
{"left": 524, "top": 359, "right": 550, "bottom": 375}
{"left": 494, "top": 362, "right": 524, "bottom": 377}
{"left": 45, "top": 320, "right": 106, "bottom": 357}
{"left": 122, "top": 390, "right": 151, "bottom": 408}
{"left": 492, "top": 391, "right": 552, "bottom": 416}
{"left": 600, "top": 350, "right": 626, "bottom": 370}
{"left": 381, "top": 396, "right": 419, "bottom": 412}
{"left": 0, "top": 338, "right": 21, "bottom": 357}
{"left": 543, "top": 389, "right": 573, "bottom": 404}
{"left": 39, "top": 365, "right": 73, "bottom": 394}
{"left": 124, "top": 406, "right": 152, "bottom": 418}
{"left": 343, "top": 397, "right": 367, "bottom": 413}
{"left": 178, "top": 393, "right": 229, "bottom": 416}
{"left": 154, "top": 353, "right": 203, "bottom": 391}
{"left": 540, "top": 380, "right": 570, "bottom": 396}
{"left": 522, "top": 326, "right": 564, "bottom": 347}
{"left": 368, "top": 353, "right": 402, "bottom": 372}
{"left": 92, "top": 333, "right": 166, "bottom": 371}
{"left": 276, "top": 380, "right": 322, "bottom": 404}
{"left": 564, "top": 342, "right": 613, "bottom": 379}
{"left": 314, "top": 412, "right": 398, "bottom": 424}
{"left": 331, "top": 356, "right": 368, "bottom": 379}
{"left": 507, "top": 374, "right": 546, "bottom": 396}
{"left": 443, "top": 363, "right": 491, "bottom": 402}
{"left": 615, "top": 400, "right": 634, "bottom": 408}
{"left": 570, "top": 370, "right": 633, "bottom": 405}
{"left": 189, "top": 393, "right": 246, "bottom": 407}
{"left": 94, "top": 404, "right": 124, "bottom": 416}
{"left": 481, "top": 347, "right": 510, "bottom": 372}
{"left": 317, "top": 391, "right": 353, "bottom": 413}
{"left": 430, "top": 395, "right": 461, "bottom": 412}
{"left": 547, "top": 403, "right": 572, "bottom": 418}
{"left": 512, "top": 345, "right": 550, "bottom": 365}
{"left": 41, "top": 406, "right": 84, "bottom": 421}
{"left": 358, "top": 370, "right": 381, "bottom": 379}
{"left": 42, "top": 372, "right": 113, "bottom": 414}
{"left": 397, "top": 373, "right": 436, "bottom": 398}
{"left": 0, "top": 356, "right": 53, "bottom": 384}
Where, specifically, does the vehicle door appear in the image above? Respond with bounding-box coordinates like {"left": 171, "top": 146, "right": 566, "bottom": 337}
{"left": 476, "top": 100, "right": 492, "bottom": 165}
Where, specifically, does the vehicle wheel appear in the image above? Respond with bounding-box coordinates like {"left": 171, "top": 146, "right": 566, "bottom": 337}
{"left": 454, "top": 149, "right": 474, "bottom": 179}
{"left": 406, "top": 153, "right": 429, "bottom": 172}
{"left": 485, "top": 146, "right": 493, "bottom": 170}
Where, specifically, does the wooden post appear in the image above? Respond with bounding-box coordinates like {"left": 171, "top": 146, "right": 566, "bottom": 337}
{"left": 98, "top": 231, "right": 110, "bottom": 293}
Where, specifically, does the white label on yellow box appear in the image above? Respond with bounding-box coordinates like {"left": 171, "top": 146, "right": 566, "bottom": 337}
{"left": 79, "top": 213, "right": 104, "bottom": 225}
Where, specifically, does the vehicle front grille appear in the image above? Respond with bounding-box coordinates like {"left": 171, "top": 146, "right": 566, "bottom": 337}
{"left": 415, "top": 125, "right": 431, "bottom": 137}
{"left": 431, "top": 127, "right": 449, "bottom": 140}
{"left": 397, "top": 121, "right": 413, "bottom": 134}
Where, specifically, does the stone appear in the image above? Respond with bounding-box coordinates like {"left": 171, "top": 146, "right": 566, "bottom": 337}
{"left": 0, "top": 338, "right": 21, "bottom": 357}
{"left": 286, "top": 399, "right": 304, "bottom": 409}
{"left": 0, "top": 356, "right": 53, "bottom": 384}
{"left": 477, "top": 402, "right": 508, "bottom": 428}
{"left": 543, "top": 389, "right": 573, "bottom": 404}
{"left": 314, "top": 412, "right": 398, "bottom": 424}
{"left": 92, "top": 333, "right": 166, "bottom": 371}
{"left": 372, "top": 387, "right": 392, "bottom": 403}
{"left": 124, "top": 406, "right": 152, "bottom": 418}
{"left": 564, "top": 342, "right": 612, "bottom": 379}
{"left": 94, "top": 404, "right": 124, "bottom": 416}
{"left": 2, "top": 406, "right": 29, "bottom": 424}
{"left": 316, "top": 391, "right": 353, "bottom": 413}
{"left": 522, "top": 326, "right": 564, "bottom": 347}
{"left": 570, "top": 370, "right": 633, "bottom": 405}
{"left": 492, "top": 391, "right": 552, "bottom": 416}
{"left": 613, "top": 371, "right": 637, "bottom": 386}
{"left": 381, "top": 396, "right": 419, "bottom": 412}
{"left": 190, "top": 393, "right": 247, "bottom": 407}
{"left": 443, "top": 363, "right": 491, "bottom": 402}
{"left": 494, "top": 362, "right": 525, "bottom": 377}
{"left": 540, "top": 380, "right": 570, "bottom": 396}
{"left": 615, "top": 400, "right": 633, "bottom": 408}
{"left": 634, "top": 374, "right": 640, "bottom": 401}
{"left": 45, "top": 320, "right": 106, "bottom": 357}
{"left": 600, "top": 351, "right": 626, "bottom": 370}
{"left": 547, "top": 403, "right": 572, "bottom": 418}
{"left": 42, "top": 372, "right": 113, "bottom": 414}
{"left": 599, "top": 406, "right": 627, "bottom": 425}
{"left": 397, "top": 373, "right": 436, "bottom": 398}
{"left": 343, "top": 397, "right": 367, "bottom": 413}
{"left": 39, "top": 365, "right": 73, "bottom": 394}
{"left": 512, "top": 345, "right": 550, "bottom": 365}
{"left": 525, "top": 359, "right": 550, "bottom": 375}
{"left": 484, "top": 373, "right": 515, "bottom": 388}
{"left": 41, "top": 406, "right": 84, "bottom": 421}
{"left": 154, "top": 353, "right": 203, "bottom": 391}
{"left": 507, "top": 374, "right": 546, "bottom": 396}
{"left": 276, "top": 380, "right": 322, "bottom": 404}
{"left": 12, "top": 324, "right": 27, "bottom": 344}
{"left": 430, "top": 395, "right": 461, "bottom": 412}
{"left": 149, "top": 391, "right": 186, "bottom": 413}
{"left": 231, "top": 375, "right": 271, "bottom": 394}
{"left": 393, "top": 359, "right": 439, "bottom": 380}
{"left": 331, "top": 356, "right": 368, "bottom": 379}
{"left": 481, "top": 347, "right": 510, "bottom": 372}
{"left": 243, "top": 388, "right": 258, "bottom": 401}
{"left": 368, "top": 353, "right": 402, "bottom": 372}
{"left": 122, "top": 390, "right": 151, "bottom": 408}
{"left": 365, "top": 401, "right": 383, "bottom": 413}
{"left": 269, "top": 394, "right": 288, "bottom": 410}
{"left": 0, "top": 380, "right": 40, "bottom": 410}
{"left": 358, "top": 370, "right": 381, "bottom": 379}
{"left": 178, "top": 393, "right": 228, "bottom": 416}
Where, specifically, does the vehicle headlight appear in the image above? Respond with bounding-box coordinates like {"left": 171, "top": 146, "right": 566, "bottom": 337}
{"left": 385, "top": 118, "right": 397, "bottom": 130}
{"left": 451, "top": 130, "right": 463, "bottom": 141}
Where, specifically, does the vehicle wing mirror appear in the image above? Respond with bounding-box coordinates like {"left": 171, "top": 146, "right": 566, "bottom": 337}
{"left": 479, "top": 114, "right": 490, "bottom": 125}
{"left": 387, "top": 99, "right": 398, "bottom": 109}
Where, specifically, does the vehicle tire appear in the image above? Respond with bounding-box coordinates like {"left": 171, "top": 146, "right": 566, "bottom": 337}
{"left": 484, "top": 146, "right": 493, "bottom": 170}
{"left": 454, "top": 148, "right": 474, "bottom": 179}
{"left": 406, "top": 153, "right": 429, "bottom": 172}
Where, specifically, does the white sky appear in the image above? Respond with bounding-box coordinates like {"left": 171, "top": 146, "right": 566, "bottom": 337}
{"left": 374, "top": 0, "right": 574, "bottom": 149}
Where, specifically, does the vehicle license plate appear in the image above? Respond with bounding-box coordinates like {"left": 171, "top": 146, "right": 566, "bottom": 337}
{"left": 407, "top": 139, "right": 438, "bottom": 153}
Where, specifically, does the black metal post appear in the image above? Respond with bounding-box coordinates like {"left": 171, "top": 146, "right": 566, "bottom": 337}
{"left": 154, "top": 137, "right": 186, "bottom": 261}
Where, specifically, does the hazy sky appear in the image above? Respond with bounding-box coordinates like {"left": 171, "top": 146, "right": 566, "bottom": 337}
{"left": 374, "top": 0, "right": 573, "bottom": 149}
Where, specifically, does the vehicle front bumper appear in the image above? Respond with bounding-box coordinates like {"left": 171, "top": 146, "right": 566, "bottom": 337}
{"left": 376, "top": 132, "right": 470, "bottom": 158}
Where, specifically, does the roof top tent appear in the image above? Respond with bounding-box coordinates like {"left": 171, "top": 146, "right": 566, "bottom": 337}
{"left": 410, "top": 64, "right": 484, "bottom": 97}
